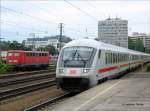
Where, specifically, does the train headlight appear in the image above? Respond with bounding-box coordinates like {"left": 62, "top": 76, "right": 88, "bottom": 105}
{"left": 83, "top": 69, "right": 90, "bottom": 73}
{"left": 13, "top": 60, "right": 18, "bottom": 62}
{"left": 59, "top": 69, "right": 64, "bottom": 73}
{"left": 8, "top": 60, "right": 12, "bottom": 62}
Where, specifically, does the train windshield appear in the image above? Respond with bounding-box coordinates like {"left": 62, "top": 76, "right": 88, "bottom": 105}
{"left": 60, "top": 47, "right": 96, "bottom": 68}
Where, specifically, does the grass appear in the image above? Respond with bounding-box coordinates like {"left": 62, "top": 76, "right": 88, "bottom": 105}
{"left": 0, "top": 62, "right": 14, "bottom": 73}
{"left": 146, "top": 63, "right": 150, "bottom": 72}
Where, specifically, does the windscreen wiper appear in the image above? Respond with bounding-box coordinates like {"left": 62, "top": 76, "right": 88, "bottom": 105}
{"left": 77, "top": 52, "right": 86, "bottom": 67}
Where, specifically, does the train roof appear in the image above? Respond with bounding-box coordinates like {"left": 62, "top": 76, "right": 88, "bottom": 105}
{"left": 63, "top": 39, "right": 150, "bottom": 56}
{"left": 8, "top": 50, "right": 49, "bottom": 53}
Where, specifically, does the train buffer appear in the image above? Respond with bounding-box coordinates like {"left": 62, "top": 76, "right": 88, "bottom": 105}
{"left": 45, "top": 71, "right": 150, "bottom": 111}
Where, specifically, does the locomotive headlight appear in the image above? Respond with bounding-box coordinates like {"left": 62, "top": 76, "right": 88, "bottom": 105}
{"left": 83, "top": 69, "right": 90, "bottom": 73}
{"left": 13, "top": 60, "right": 18, "bottom": 62}
{"left": 9, "top": 60, "right": 12, "bottom": 62}
{"left": 59, "top": 69, "right": 64, "bottom": 73}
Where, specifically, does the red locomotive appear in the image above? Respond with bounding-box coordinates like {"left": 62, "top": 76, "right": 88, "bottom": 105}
{"left": 6, "top": 50, "right": 49, "bottom": 69}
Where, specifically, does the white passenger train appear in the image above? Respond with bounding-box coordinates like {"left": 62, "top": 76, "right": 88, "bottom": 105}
{"left": 56, "top": 39, "right": 150, "bottom": 92}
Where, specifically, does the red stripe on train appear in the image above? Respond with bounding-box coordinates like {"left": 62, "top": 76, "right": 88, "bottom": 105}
{"left": 98, "top": 61, "right": 144, "bottom": 74}
{"left": 98, "top": 66, "right": 118, "bottom": 73}
{"left": 120, "top": 63, "right": 129, "bottom": 67}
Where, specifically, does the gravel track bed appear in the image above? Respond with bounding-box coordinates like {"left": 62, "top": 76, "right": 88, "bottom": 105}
{"left": 0, "top": 69, "right": 55, "bottom": 79}
{"left": 0, "top": 86, "right": 64, "bottom": 111}
{"left": 0, "top": 78, "right": 54, "bottom": 92}
{"left": 0, "top": 72, "right": 55, "bottom": 87}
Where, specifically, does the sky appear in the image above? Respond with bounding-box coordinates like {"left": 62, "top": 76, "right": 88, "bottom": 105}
{"left": 1, "top": 0, "right": 150, "bottom": 42}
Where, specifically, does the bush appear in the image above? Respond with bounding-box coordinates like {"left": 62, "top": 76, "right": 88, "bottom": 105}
{"left": 146, "top": 64, "right": 150, "bottom": 72}
{"left": 0, "top": 62, "right": 14, "bottom": 73}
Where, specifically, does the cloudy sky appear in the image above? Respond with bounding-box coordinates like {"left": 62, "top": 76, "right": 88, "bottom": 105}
{"left": 1, "top": 0, "right": 150, "bottom": 42}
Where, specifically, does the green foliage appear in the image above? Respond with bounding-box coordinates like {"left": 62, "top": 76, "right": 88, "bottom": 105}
{"left": 146, "top": 64, "right": 150, "bottom": 72}
{"left": 0, "top": 40, "right": 31, "bottom": 51}
{"left": 128, "top": 37, "right": 149, "bottom": 53}
{"left": 145, "top": 49, "right": 150, "bottom": 53}
{"left": 37, "top": 45, "right": 59, "bottom": 55}
{"left": 0, "top": 62, "right": 14, "bottom": 73}
{"left": 128, "top": 38, "right": 135, "bottom": 50}
{"left": 135, "top": 38, "right": 145, "bottom": 52}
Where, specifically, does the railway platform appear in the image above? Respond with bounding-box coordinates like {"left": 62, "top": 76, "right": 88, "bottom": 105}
{"left": 46, "top": 71, "right": 150, "bottom": 111}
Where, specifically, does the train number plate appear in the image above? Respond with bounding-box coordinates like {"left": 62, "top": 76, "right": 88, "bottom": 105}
{"left": 70, "top": 69, "right": 76, "bottom": 75}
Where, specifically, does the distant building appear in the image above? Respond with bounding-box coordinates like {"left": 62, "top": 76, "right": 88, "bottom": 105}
{"left": 129, "top": 32, "right": 150, "bottom": 49}
{"left": 98, "top": 18, "right": 128, "bottom": 48}
{"left": 24, "top": 36, "right": 72, "bottom": 51}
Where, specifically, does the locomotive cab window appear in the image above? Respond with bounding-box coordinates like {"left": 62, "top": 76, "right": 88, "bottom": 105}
{"left": 60, "top": 46, "right": 96, "bottom": 68}
{"left": 8, "top": 52, "right": 13, "bottom": 56}
{"left": 14, "top": 53, "right": 19, "bottom": 56}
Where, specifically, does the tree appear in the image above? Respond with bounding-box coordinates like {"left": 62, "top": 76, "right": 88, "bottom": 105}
{"left": 37, "top": 45, "right": 58, "bottom": 55}
{"left": 145, "top": 48, "right": 150, "bottom": 53}
{"left": 135, "top": 38, "right": 145, "bottom": 52}
{"left": 45, "top": 45, "right": 58, "bottom": 55}
{"left": 128, "top": 38, "right": 135, "bottom": 50}
{"left": 0, "top": 40, "right": 31, "bottom": 51}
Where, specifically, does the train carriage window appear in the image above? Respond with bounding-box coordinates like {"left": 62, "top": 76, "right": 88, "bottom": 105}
{"left": 32, "top": 53, "right": 34, "bottom": 56}
{"left": 105, "top": 53, "right": 107, "bottom": 64}
{"left": 107, "top": 53, "right": 109, "bottom": 64}
{"left": 26, "top": 53, "right": 29, "bottom": 56}
{"left": 116, "top": 53, "right": 118, "bottom": 63}
{"left": 119, "top": 54, "right": 121, "bottom": 62}
{"left": 108, "top": 53, "right": 110, "bottom": 64}
{"left": 117, "top": 54, "right": 119, "bottom": 62}
{"left": 110, "top": 53, "right": 112, "bottom": 63}
{"left": 123, "top": 54, "right": 125, "bottom": 61}
{"left": 14, "top": 53, "right": 19, "bottom": 56}
{"left": 36, "top": 53, "right": 39, "bottom": 56}
{"left": 118, "top": 53, "right": 120, "bottom": 62}
{"left": 98, "top": 50, "right": 101, "bottom": 58}
{"left": 115, "top": 53, "right": 117, "bottom": 63}
{"left": 113, "top": 53, "right": 115, "bottom": 63}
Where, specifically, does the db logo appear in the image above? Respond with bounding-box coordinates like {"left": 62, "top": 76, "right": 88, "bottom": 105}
{"left": 70, "top": 70, "right": 76, "bottom": 75}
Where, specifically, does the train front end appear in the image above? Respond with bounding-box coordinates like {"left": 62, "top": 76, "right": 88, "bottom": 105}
{"left": 56, "top": 46, "right": 96, "bottom": 92}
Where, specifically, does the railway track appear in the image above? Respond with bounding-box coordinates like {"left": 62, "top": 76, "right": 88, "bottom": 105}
{"left": 24, "top": 92, "right": 71, "bottom": 111}
{"left": 0, "top": 68, "right": 55, "bottom": 79}
{"left": 0, "top": 72, "right": 55, "bottom": 87}
{"left": 0, "top": 66, "right": 56, "bottom": 101}
{"left": 0, "top": 79, "right": 56, "bottom": 101}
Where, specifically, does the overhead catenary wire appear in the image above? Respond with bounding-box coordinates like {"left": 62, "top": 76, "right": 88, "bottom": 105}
{"left": 65, "top": 26, "right": 97, "bottom": 38}
{"left": 1, "top": 6, "right": 58, "bottom": 25}
{"left": 1, "top": 5, "right": 98, "bottom": 39}
{"left": 63, "top": 0, "right": 98, "bottom": 21}
{"left": 32, "top": 4, "right": 98, "bottom": 36}
{"left": 1, "top": 20, "right": 48, "bottom": 33}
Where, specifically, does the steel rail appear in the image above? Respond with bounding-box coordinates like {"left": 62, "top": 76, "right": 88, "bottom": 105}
{"left": 0, "top": 72, "right": 55, "bottom": 87}
{"left": 0, "top": 79, "right": 56, "bottom": 101}
{"left": 0, "top": 68, "right": 55, "bottom": 79}
{"left": 24, "top": 92, "right": 70, "bottom": 111}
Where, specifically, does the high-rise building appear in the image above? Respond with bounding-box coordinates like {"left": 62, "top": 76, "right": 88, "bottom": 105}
{"left": 98, "top": 18, "right": 128, "bottom": 48}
